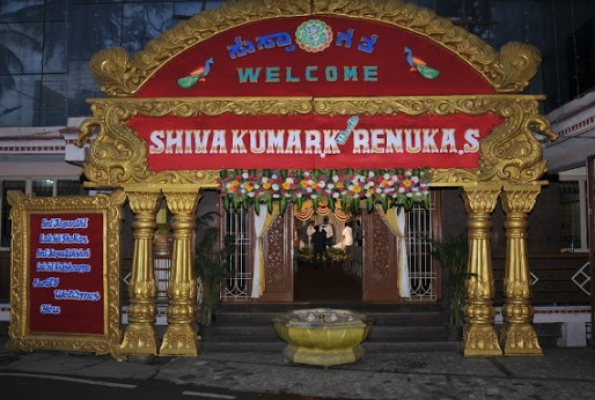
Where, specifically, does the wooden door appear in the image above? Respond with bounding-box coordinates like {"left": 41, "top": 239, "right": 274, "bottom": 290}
{"left": 362, "top": 210, "right": 401, "bottom": 303}
{"left": 259, "top": 211, "right": 294, "bottom": 302}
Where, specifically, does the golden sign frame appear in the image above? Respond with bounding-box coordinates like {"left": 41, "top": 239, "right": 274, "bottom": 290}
{"left": 7, "top": 190, "right": 126, "bottom": 358}
{"left": 78, "top": 0, "right": 557, "bottom": 189}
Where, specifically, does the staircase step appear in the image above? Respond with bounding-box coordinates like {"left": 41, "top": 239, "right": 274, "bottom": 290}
{"left": 364, "top": 341, "right": 461, "bottom": 353}
{"left": 198, "top": 304, "right": 457, "bottom": 353}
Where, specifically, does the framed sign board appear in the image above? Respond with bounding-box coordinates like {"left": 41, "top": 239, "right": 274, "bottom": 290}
{"left": 6, "top": 190, "right": 125, "bottom": 357}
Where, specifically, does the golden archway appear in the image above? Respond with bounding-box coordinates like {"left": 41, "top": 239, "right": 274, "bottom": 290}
{"left": 76, "top": 0, "right": 557, "bottom": 358}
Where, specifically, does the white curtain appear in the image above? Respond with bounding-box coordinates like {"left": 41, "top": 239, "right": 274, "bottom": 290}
{"left": 251, "top": 203, "right": 279, "bottom": 298}
{"left": 377, "top": 205, "right": 411, "bottom": 298}
{"left": 396, "top": 208, "right": 411, "bottom": 297}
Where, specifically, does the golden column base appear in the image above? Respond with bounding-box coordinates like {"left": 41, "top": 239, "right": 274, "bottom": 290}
{"left": 463, "top": 325, "right": 502, "bottom": 357}
{"left": 462, "top": 298, "right": 502, "bottom": 357}
{"left": 160, "top": 324, "right": 199, "bottom": 356}
{"left": 120, "top": 323, "right": 158, "bottom": 355}
{"left": 500, "top": 323, "right": 542, "bottom": 356}
{"left": 499, "top": 294, "right": 542, "bottom": 355}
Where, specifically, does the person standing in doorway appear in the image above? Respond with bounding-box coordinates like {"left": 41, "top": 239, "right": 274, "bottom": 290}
{"left": 306, "top": 220, "right": 315, "bottom": 246}
{"left": 333, "top": 221, "right": 353, "bottom": 249}
{"left": 311, "top": 225, "right": 327, "bottom": 267}
{"left": 299, "top": 220, "right": 315, "bottom": 249}
{"left": 320, "top": 216, "right": 335, "bottom": 248}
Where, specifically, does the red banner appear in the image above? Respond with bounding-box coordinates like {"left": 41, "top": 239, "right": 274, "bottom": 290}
{"left": 128, "top": 113, "right": 503, "bottom": 171}
{"left": 137, "top": 16, "right": 494, "bottom": 98}
{"left": 28, "top": 213, "right": 105, "bottom": 335}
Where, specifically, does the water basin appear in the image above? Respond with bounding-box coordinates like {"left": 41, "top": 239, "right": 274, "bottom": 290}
{"left": 272, "top": 308, "right": 375, "bottom": 367}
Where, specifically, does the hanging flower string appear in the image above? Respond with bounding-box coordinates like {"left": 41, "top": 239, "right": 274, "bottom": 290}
{"left": 219, "top": 168, "right": 430, "bottom": 215}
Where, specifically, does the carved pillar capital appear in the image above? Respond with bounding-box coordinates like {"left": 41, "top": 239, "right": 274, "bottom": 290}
{"left": 461, "top": 184, "right": 502, "bottom": 214}
{"left": 127, "top": 190, "right": 164, "bottom": 214}
{"left": 163, "top": 190, "right": 202, "bottom": 215}
{"left": 500, "top": 184, "right": 541, "bottom": 214}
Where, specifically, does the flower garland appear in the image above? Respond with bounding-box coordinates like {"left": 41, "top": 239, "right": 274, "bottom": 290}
{"left": 219, "top": 169, "right": 430, "bottom": 215}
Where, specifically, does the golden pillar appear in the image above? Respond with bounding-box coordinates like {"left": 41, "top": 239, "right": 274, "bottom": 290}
{"left": 499, "top": 184, "right": 543, "bottom": 355}
{"left": 461, "top": 184, "right": 502, "bottom": 356}
{"left": 120, "top": 190, "right": 163, "bottom": 356}
{"left": 160, "top": 190, "right": 201, "bottom": 356}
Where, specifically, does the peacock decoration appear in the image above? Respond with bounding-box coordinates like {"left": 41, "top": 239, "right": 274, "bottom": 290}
{"left": 403, "top": 47, "right": 440, "bottom": 80}
{"left": 177, "top": 57, "right": 214, "bottom": 89}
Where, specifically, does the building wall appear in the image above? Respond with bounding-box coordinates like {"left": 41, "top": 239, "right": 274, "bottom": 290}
{"left": 0, "top": 161, "right": 81, "bottom": 178}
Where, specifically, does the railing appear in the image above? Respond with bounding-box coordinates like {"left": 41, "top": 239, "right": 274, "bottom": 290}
{"left": 492, "top": 252, "right": 591, "bottom": 306}
{"left": 0, "top": 250, "right": 591, "bottom": 306}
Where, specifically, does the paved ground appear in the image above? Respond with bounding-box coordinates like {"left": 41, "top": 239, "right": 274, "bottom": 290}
{"left": 2, "top": 326, "right": 595, "bottom": 400}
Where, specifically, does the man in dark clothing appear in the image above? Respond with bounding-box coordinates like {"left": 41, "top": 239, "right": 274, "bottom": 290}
{"left": 320, "top": 216, "right": 335, "bottom": 247}
{"left": 311, "top": 225, "right": 327, "bottom": 266}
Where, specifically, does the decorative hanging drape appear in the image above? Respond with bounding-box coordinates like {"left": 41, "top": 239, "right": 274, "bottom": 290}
{"left": 251, "top": 202, "right": 279, "bottom": 298}
{"left": 294, "top": 201, "right": 315, "bottom": 221}
{"left": 377, "top": 205, "right": 411, "bottom": 297}
{"left": 293, "top": 199, "right": 350, "bottom": 221}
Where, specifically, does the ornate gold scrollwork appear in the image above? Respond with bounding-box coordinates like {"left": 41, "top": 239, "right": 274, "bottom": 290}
{"left": 479, "top": 101, "right": 558, "bottom": 183}
{"left": 81, "top": 100, "right": 229, "bottom": 187}
{"left": 89, "top": 47, "right": 137, "bottom": 98}
{"left": 88, "top": 0, "right": 542, "bottom": 97}
{"left": 315, "top": 1, "right": 542, "bottom": 92}
{"left": 89, "top": 0, "right": 311, "bottom": 97}
{"left": 80, "top": 95, "right": 555, "bottom": 188}
{"left": 81, "top": 0, "right": 557, "bottom": 189}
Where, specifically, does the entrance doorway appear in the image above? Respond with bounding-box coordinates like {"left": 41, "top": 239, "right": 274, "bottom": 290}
{"left": 220, "top": 194, "right": 439, "bottom": 304}
{"left": 293, "top": 213, "right": 363, "bottom": 303}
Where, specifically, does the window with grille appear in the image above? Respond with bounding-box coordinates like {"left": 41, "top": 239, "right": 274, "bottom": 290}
{"left": 406, "top": 193, "right": 438, "bottom": 301}
{"left": 222, "top": 206, "right": 251, "bottom": 299}
{"left": 559, "top": 179, "right": 587, "bottom": 251}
